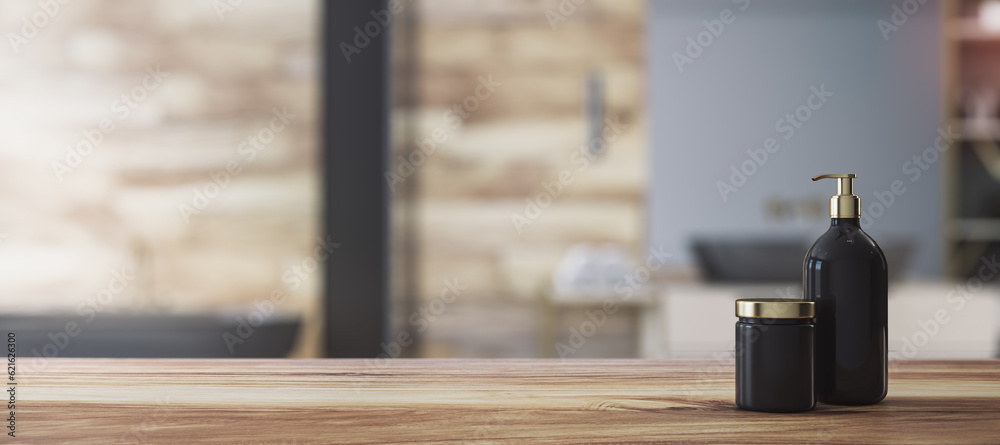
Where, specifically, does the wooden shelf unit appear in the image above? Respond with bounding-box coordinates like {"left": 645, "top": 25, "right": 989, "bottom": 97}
{"left": 943, "top": 1, "right": 1000, "bottom": 277}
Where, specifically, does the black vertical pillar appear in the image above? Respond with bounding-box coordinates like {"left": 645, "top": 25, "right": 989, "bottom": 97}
{"left": 323, "top": 1, "right": 390, "bottom": 357}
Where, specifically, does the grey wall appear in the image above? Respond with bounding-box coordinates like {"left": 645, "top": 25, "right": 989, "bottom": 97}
{"left": 648, "top": 0, "right": 943, "bottom": 277}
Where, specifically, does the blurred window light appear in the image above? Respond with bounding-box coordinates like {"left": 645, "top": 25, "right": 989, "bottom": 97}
{"left": 979, "top": 0, "right": 1000, "bottom": 32}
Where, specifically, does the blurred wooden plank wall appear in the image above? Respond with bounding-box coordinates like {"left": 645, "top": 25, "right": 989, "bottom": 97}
{"left": 391, "top": 0, "right": 647, "bottom": 356}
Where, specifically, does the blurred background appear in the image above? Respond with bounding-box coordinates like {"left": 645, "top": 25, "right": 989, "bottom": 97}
{"left": 2, "top": 0, "right": 1000, "bottom": 362}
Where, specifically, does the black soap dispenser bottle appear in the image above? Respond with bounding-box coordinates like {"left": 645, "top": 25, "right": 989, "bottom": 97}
{"left": 804, "top": 174, "right": 888, "bottom": 405}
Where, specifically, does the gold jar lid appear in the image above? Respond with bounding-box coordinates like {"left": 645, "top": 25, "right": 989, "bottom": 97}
{"left": 736, "top": 298, "right": 814, "bottom": 319}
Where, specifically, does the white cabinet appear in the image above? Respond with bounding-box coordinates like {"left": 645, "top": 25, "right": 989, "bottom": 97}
{"left": 646, "top": 282, "right": 1000, "bottom": 359}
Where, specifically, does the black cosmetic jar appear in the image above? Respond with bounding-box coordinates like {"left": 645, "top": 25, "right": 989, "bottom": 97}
{"left": 735, "top": 298, "right": 815, "bottom": 413}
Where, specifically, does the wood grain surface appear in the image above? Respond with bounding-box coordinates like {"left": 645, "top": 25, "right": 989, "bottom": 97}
{"left": 13, "top": 359, "right": 1000, "bottom": 444}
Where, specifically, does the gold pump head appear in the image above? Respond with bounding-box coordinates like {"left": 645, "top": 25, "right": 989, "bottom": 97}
{"left": 812, "top": 174, "right": 860, "bottom": 218}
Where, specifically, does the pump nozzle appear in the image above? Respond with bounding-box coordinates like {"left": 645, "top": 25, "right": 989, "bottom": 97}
{"left": 812, "top": 174, "right": 860, "bottom": 218}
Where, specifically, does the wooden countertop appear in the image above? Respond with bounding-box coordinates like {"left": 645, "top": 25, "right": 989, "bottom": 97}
{"left": 17, "top": 359, "right": 1000, "bottom": 444}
